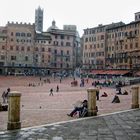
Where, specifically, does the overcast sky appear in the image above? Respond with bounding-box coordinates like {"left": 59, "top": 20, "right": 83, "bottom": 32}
{"left": 0, "top": 0, "right": 139, "bottom": 36}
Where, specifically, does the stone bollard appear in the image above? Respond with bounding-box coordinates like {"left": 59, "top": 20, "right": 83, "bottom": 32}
{"left": 131, "top": 86, "right": 139, "bottom": 109}
{"left": 87, "top": 88, "right": 98, "bottom": 116}
{"left": 7, "top": 91, "right": 21, "bottom": 130}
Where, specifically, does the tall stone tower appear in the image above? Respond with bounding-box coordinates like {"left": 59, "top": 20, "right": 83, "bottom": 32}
{"left": 35, "top": 6, "right": 43, "bottom": 32}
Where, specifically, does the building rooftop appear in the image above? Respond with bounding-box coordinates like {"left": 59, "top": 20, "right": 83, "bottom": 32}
{"left": 47, "top": 20, "right": 59, "bottom": 32}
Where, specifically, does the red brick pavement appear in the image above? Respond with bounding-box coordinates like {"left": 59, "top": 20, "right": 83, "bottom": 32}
{"left": 0, "top": 76, "right": 138, "bottom": 131}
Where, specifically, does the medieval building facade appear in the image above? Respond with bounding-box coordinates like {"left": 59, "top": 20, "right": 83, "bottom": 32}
{"left": 0, "top": 21, "right": 80, "bottom": 75}
{"left": 82, "top": 12, "right": 140, "bottom": 70}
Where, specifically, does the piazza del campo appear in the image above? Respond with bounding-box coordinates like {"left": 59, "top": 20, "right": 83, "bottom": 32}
{"left": 0, "top": 6, "right": 140, "bottom": 140}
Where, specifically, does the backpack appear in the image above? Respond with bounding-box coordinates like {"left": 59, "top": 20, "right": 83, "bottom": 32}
{"left": 79, "top": 107, "right": 88, "bottom": 117}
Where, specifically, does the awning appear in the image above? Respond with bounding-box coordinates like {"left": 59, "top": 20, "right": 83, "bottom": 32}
{"left": 90, "top": 70, "right": 106, "bottom": 75}
{"left": 90, "top": 70, "right": 130, "bottom": 75}
{"left": 104, "top": 70, "right": 130, "bottom": 75}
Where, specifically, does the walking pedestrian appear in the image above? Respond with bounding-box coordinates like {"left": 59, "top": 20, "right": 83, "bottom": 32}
{"left": 49, "top": 88, "right": 53, "bottom": 96}
{"left": 56, "top": 85, "right": 59, "bottom": 92}
{"left": 5, "top": 88, "right": 10, "bottom": 103}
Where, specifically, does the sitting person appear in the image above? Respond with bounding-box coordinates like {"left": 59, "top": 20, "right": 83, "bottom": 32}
{"left": 67, "top": 100, "right": 98, "bottom": 117}
{"left": 67, "top": 99, "right": 88, "bottom": 117}
{"left": 123, "top": 90, "right": 128, "bottom": 95}
{"left": 116, "top": 87, "right": 122, "bottom": 95}
{"left": 112, "top": 94, "right": 120, "bottom": 103}
{"left": 101, "top": 92, "right": 108, "bottom": 97}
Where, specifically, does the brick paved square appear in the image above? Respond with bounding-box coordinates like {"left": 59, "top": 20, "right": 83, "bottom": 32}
{"left": 0, "top": 76, "right": 138, "bottom": 131}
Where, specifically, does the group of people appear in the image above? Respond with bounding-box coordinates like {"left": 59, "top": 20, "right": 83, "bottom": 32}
{"left": 1, "top": 88, "right": 10, "bottom": 103}
{"left": 116, "top": 87, "right": 128, "bottom": 95}
{"left": 28, "top": 77, "right": 52, "bottom": 87}
{"left": 67, "top": 87, "right": 129, "bottom": 118}
{"left": 67, "top": 88, "right": 100, "bottom": 118}
{"left": 100, "top": 91, "right": 120, "bottom": 103}
{"left": 111, "top": 87, "right": 128, "bottom": 103}
{"left": 80, "top": 78, "right": 85, "bottom": 87}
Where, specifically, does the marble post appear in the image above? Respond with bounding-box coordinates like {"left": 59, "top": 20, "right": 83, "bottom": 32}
{"left": 87, "top": 88, "right": 98, "bottom": 116}
{"left": 7, "top": 91, "right": 21, "bottom": 130}
{"left": 131, "top": 86, "right": 139, "bottom": 109}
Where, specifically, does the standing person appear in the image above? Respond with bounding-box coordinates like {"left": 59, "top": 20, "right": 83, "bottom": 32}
{"left": 49, "top": 88, "right": 53, "bottom": 96}
{"left": 60, "top": 78, "right": 62, "bottom": 83}
{"left": 96, "top": 90, "right": 99, "bottom": 101}
{"left": 86, "top": 78, "right": 89, "bottom": 84}
{"left": 56, "top": 85, "right": 59, "bottom": 92}
{"left": 2, "top": 91, "right": 6, "bottom": 103}
{"left": 5, "top": 88, "right": 10, "bottom": 103}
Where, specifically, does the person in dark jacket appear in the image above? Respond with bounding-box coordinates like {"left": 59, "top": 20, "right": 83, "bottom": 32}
{"left": 101, "top": 92, "right": 108, "bottom": 97}
{"left": 49, "top": 88, "right": 53, "bottom": 96}
{"left": 56, "top": 85, "right": 59, "bottom": 92}
{"left": 5, "top": 88, "right": 10, "bottom": 103}
{"left": 96, "top": 90, "right": 100, "bottom": 100}
{"left": 67, "top": 100, "right": 88, "bottom": 117}
{"left": 112, "top": 94, "right": 120, "bottom": 103}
